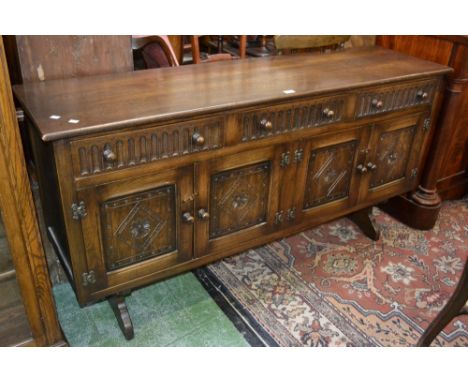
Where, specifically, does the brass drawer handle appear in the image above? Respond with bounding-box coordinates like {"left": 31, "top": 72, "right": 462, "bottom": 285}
{"left": 103, "top": 148, "right": 117, "bottom": 162}
{"left": 416, "top": 90, "right": 428, "bottom": 100}
{"left": 192, "top": 132, "right": 205, "bottom": 146}
{"left": 371, "top": 99, "right": 384, "bottom": 109}
{"left": 367, "top": 162, "right": 377, "bottom": 171}
{"left": 322, "top": 108, "right": 335, "bottom": 118}
{"left": 259, "top": 118, "right": 273, "bottom": 130}
{"left": 182, "top": 212, "right": 195, "bottom": 223}
{"left": 198, "top": 208, "right": 210, "bottom": 220}
{"left": 357, "top": 164, "right": 368, "bottom": 174}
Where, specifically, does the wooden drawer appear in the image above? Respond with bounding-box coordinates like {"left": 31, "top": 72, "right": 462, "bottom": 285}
{"left": 70, "top": 117, "right": 224, "bottom": 177}
{"left": 355, "top": 79, "right": 438, "bottom": 118}
{"left": 239, "top": 96, "right": 347, "bottom": 142}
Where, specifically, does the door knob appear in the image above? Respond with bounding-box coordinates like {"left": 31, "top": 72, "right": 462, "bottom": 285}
{"left": 103, "top": 148, "right": 117, "bottom": 162}
{"left": 259, "top": 118, "right": 273, "bottom": 130}
{"left": 182, "top": 212, "right": 195, "bottom": 223}
{"left": 192, "top": 132, "right": 205, "bottom": 146}
{"left": 367, "top": 162, "right": 377, "bottom": 171}
{"left": 357, "top": 164, "right": 368, "bottom": 174}
{"left": 322, "top": 108, "right": 335, "bottom": 118}
{"left": 371, "top": 99, "right": 384, "bottom": 109}
{"left": 416, "top": 90, "right": 428, "bottom": 100}
{"left": 198, "top": 208, "right": 210, "bottom": 220}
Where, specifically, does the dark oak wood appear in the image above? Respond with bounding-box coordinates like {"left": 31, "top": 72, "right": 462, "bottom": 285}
{"left": 0, "top": 38, "right": 64, "bottom": 346}
{"left": 14, "top": 45, "right": 451, "bottom": 339}
{"left": 348, "top": 207, "right": 380, "bottom": 241}
{"left": 377, "top": 36, "right": 468, "bottom": 230}
{"left": 109, "top": 293, "right": 134, "bottom": 340}
{"left": 13, "top": 47, "right": 450, "bottom": 142}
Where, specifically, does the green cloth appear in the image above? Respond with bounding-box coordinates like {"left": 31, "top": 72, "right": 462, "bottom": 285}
{"left": 53, "top": 272, "right": 249, "bottom": 347}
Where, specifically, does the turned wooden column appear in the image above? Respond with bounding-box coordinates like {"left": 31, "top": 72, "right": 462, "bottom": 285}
{"left": 378, "top": 36, "right": 467, "bottom": 230}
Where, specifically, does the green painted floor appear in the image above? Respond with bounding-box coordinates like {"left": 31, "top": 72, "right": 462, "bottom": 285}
{"left": 53, "top": 272, "right": 249, "bottom": 347}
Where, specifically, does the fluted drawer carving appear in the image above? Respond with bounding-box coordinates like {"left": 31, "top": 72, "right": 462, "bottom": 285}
{"left": 240, "top": 96, "right": 346, "bottom": 142}
{"left": 71, "top": 117, "right": 224, "bottom": 176}
{"left": 356, "top": 79, "right": 438, "bottom": 118}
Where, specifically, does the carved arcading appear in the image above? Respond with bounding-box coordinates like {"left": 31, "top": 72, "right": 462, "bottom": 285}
{"left": 356, "top": 79, "right": 438, "bottom": 118}
{"left": 73, "top": 118, "right": 224, "bottom": 176}
{"left": 241, "top": 97, "right": 346, "bottom": 142}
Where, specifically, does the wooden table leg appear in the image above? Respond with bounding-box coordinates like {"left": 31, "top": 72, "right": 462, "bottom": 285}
{"left": 108, "top": 293, "right": 134, "bottom": 340}
{"left": 348, "top": 206, "right": 380, "bottom": 241}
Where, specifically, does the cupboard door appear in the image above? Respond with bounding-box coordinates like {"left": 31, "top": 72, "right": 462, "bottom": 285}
{"left": 294, "top": 127, "right": 367, "bottom": 224}
{"left": 359, "top": 113, "right": 425, "bottom": 203}
{"left": 195, "top": 146, "right": 284, "bottom": 257}
{"left": 76, "top": 165, "right": 194, "bottom": 293}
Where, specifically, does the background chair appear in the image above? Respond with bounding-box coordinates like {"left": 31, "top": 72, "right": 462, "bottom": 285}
{"left": 132, "top": 35, "right": 179, "bottom": 69}
{"left": 190, "top": 35, "right": 246, "bottom": 64}
{"left": 274, "top": 35, "right": 350, "bottom": 55}
{"left": 417, "top": 259, "right": 468, "bottom": 346}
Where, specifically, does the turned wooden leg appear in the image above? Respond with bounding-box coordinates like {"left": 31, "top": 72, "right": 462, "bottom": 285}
{"left": 348, "top": 206, "right": 380, "bottom": 241}
{"left": 108, "top": 293, "right": 134, "bottom": 340}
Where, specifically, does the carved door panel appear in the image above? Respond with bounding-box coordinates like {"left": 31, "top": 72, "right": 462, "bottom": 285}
{"left": 76, "top": 165, "right": 194, "bottom": 293}
{"left": 359, "top": 113, "right": 426, "bottom": 203}
{"left": 294, "top": 127, "right": 368, "bottom": 224}
{"left": 195, "top": 145, "right": 284, "bottom": 257}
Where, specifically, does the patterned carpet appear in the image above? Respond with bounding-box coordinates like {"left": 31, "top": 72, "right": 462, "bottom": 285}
{"left": 200, "top": 198, "right": 468, "bottom": 346}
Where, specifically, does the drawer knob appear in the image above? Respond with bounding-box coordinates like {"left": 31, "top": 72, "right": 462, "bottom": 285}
{"left": 103, "top": 148, "right": 117, "bottom": 162}
{"left": 198, "top": 208, "right": 210, "bottom": 220}
{"left": 182, "top": 212, "right": 195, "bottom": 223}
{"left": 367, "top": 162, "right": 377, "bottom": 171}
{"left": 192, "top": 132, "right": 205, "bottom": 146}
{"left": 357, "top": 164, "right": 368, "bottom": 174}
{"left": 416, "top": 90, "right": 428, "bottom": 100}
{"left": 259, "top": 118, "right": 273, "bottom": 130}
{"left": 322, "top": 108, "right": 335, "bottom": 118}
{"left": 371, "top": 99, "right": 384, "bottom": 109}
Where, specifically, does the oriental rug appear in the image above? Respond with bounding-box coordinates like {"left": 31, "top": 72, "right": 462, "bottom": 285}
{"left": 198, "top": 198, "right": 468, "bottom": 346}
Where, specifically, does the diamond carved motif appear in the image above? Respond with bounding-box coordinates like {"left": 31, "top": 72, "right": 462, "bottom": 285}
{"left": 210, "top": 162, "right": 270, "bottom": 239}
{"left": 102, "top": 186, "right": 176, "bottom": 271}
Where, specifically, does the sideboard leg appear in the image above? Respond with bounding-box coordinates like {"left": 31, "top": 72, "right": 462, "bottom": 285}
{"left": 348, "top": 207, "right": 380, "bottom": 241}
{"left": 108, "top": 293, "right": 134, "bottom": 340}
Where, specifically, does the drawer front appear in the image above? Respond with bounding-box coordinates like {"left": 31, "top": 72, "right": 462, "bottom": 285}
{"left": 355, "top": 79, "right": 438, "bottom": 118}
{"left": 240, "top": 96, "right": 347, "bottom": 142}
{"left": 70, "top": 117, "right": 224, "bottom": 177}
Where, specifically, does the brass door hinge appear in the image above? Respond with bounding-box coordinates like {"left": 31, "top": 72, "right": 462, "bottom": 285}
{"left": 294, "top": 149, "right": 304, "bottom": 164}
{"left": 81, "top": 271, "right": 96, "bottom": 287}
{"left": 280, "top": 152, "right": 290, "bottom": 168}
{"left": 423, "top": 118, "right": 431, "bottom": 132}
{"left": 71, "top": 201, "right": 87, "bottom": 220}
{"left": 274, "top": 211, "right": 284, "bottom": 225}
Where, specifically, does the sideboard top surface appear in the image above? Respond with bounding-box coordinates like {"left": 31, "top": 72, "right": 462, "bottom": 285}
{"left": 13, "top": 46, "right": 451, "bottom": 141}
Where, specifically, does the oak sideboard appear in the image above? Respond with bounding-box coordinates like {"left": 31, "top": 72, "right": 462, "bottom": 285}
{"left": 13, "top": 47, "right": 451, "bottom": 339}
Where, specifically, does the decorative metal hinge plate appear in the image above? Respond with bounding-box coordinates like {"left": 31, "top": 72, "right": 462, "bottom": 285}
{"left": 423, "top": 118, "right": 431, "bottom": 132}
{"left": 287, "top": 207, "right": 296, "bottom": 221}
{"left": 81, "top": 270, "right": 96, "bottom": 287}
{"left": 71, "top": 201, "right": 87, "bottom": 220}
{"left": 280, "top": 152, "right": 290, "bottom": 168}
{"left": 294, "top": 149, "right": 304, "bottom": 164}
{"left": 274, "top": 211, "right": 284, "bottom": 225}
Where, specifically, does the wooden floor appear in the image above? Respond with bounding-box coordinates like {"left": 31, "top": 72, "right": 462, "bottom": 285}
{"left": 0, "top": 217, "right": 32, "bottom": 346}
